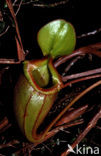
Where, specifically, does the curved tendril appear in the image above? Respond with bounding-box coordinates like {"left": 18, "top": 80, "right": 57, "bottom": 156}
{"left": 32, "top": 80, "right": 101, "bottom": 142}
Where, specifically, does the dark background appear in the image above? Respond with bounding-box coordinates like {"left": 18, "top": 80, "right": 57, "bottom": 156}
{"left": 0, "top": 1, "right": 101, "bottom": 155}
{"left": 0, "top": 0, "right": 101, "bottom": 60}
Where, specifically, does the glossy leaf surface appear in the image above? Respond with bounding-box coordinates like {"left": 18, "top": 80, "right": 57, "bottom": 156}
{"left": 14, "top": 58, "right": 63, "bottom": 143}
{"left": 37, "top": 19, "right": 76, "bottom": 58}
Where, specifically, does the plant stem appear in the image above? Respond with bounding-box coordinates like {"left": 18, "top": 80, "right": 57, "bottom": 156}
{"left": 61, "top": 108, "right": 101, "bottom": 156}
{"left": 62, "top": 68, "right": 101, "bottom": 82}
{"left": 54, "top": 42, "right": 101, "bottom": 68}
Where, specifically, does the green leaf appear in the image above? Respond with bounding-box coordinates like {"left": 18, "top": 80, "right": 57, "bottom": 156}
{"left": 0, "top": 21, "right": 5, "bottom": 34}
{"left": 37, "top": 19, "right": 76, "bottom": 58}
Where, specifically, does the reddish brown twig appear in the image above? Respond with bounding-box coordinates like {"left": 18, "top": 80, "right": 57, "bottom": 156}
{"left": 6, "top": 0, "right": 25, "bottom": 61}
{"left": 55, "top": 105, "right": 88, "bottom": 126}
{"left": 54, "top": 51, "right": 85, "bottom": 68}
{"left": 54, "top": 42, "right": 101, "bottom": 68}
{"left": 0, "top": 0, "right": 23, "bottom": 38}
{"left": 0, "top": 117, "right": 11, "bottom": 134}
{"left": 61, "top": 108, "right": 101, "bottom": 156}
{"left": 38, "top": 119, "right": 84, "bottom": 147}
{"left": 62, "top": 56, "right": 84, "bottom": 75}
{"left": 0, "top": 140, "right": 19, "bottom": 149}
{"left": 54, "top": 43, "right": 101, "bottom": 87}
{"left": 0, "top": 123, "right": 11, "bottom": 134}
{"left": 0, "top": 117, "right": 9, "bottom": 130}
{"left": 63, "top": 74, "right": 101, "bottom": 88}
{"left": 0, "top": 59, "right": 21, "bottom": 64}
{"left": 6, "top": 0, "right": 23, "bottom": 49}
{"left": 34, "top": 80, "right": 101, "bottom": 145}
{"left": 62, "top": 68, "right": 101, "bottom": 82}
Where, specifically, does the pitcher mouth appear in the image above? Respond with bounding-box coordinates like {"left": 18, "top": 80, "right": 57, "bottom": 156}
{"left": 23, "top": 57, "right": 63, "bottom": 94}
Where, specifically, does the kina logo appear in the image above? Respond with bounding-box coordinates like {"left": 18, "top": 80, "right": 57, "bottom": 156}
{"left": 67, "top": 144, "right": 99, "bottom": 155}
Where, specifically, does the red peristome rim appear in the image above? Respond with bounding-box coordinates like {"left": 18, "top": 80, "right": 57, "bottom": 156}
{"left": 27, "top": 58, "right": 63, "bottom": 94}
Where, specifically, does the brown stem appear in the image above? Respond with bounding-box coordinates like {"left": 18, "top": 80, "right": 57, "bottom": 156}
{"left": 33, "top": 120, "right": 84, "bottom": 148}
{"left": 0, "top": 0, "right": 23, "bottom": 38}
{"left": 61, "top": 108, "right": 101, "bottom": 156}
{"left": 62, "top": 56, "right": 83, "bottom": 75}
{"left": 39, "top": 119, "right": 84, "bottom": 146}
{"left": 0, "top": 123, "right": 11, "bottom": 134}
{"left": 6, "top": 0, "right": 25, "bottom": 61}
{"left": 0, "top": 59, "right": 21, "bottom": 64}
{"left": 54, "top": 51, "right": 85, "bottom": 68}
{"left": 6, "top": 0, "right": 22, "bottom": 47}
{"left": 89, "top": 42, "right": 101, "bottom": 49}
{"left": 63, "top": 74, "right": 101, "bottom": 88}
{"left": 41, "top": 80, "right": 101, "bottom": 142}
{"left": 54, "top": 42, "right": 101, "bottom": 68}
{"left": 61, "top": 80, "right": 101, "bottom": 123}
{"left": 0, "top": 140, "right": 19, "bottom": 149}
{"left": 55, "top": 105, "right": 88, "bottom": 126}
{"left": 0, "top": 117, "right": 11, "bottom": 134}
{"left": 62, "top": 67, "right": 101, "bottom": 82}
{"left": 0, "top": 117, "right": 9, "bottom": 130}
